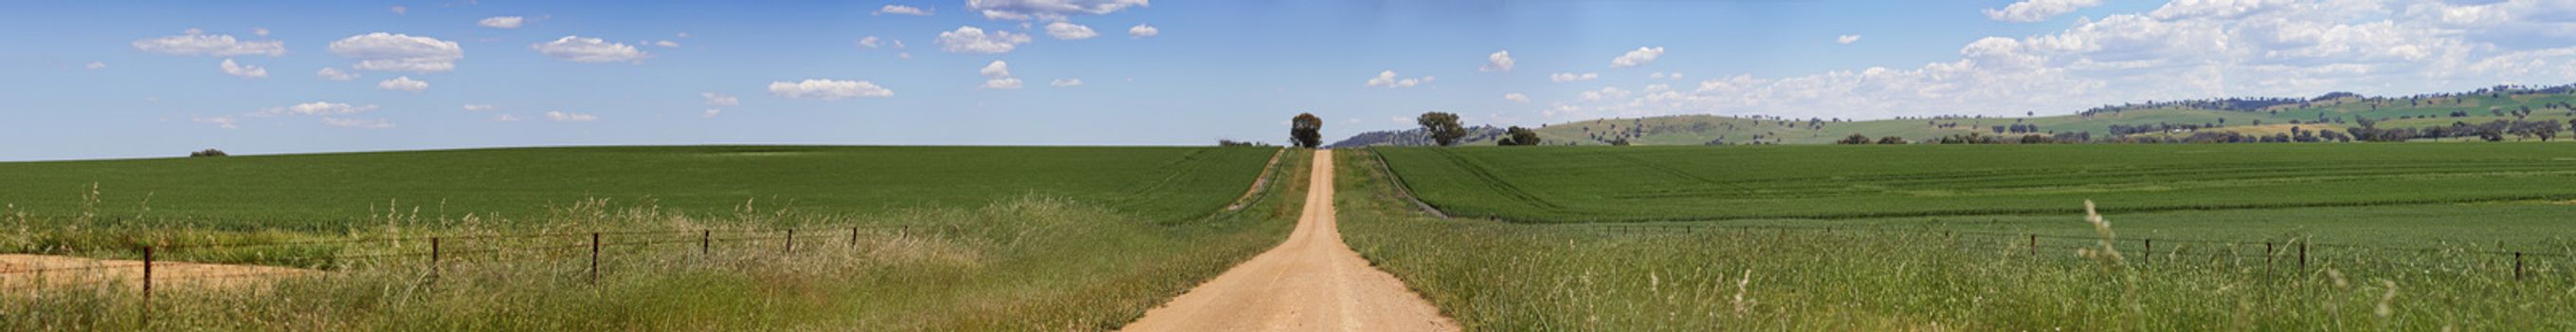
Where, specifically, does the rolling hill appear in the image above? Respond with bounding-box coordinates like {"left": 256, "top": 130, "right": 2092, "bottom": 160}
{"left": 1334, "top": 84, "right": 2576, "bottom": 146}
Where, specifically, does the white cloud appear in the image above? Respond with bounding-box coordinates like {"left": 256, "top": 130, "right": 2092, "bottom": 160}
{"left": 1610, "top": 46, "right": 1665, "bottom": 68}
{"left": 1045, "top": 22, "right": 1099, "bottom": 40}
{"left": 1650, "top": 72, "right": 1686, "bottom": 80}
{"left": 1480, "top": 50, "right": 1515, "bottom": 72}
{"left": 703, "top": 109, "right": 723, "bottom": 118}
{"left": 132, "top": 31, "right": 285, "bottom": 57}
{"left": 192, "top": 116, "right": 238, "bottom": 129}
{"left": 317, "top": 67, "right": 360, "bottom": 81}
{"left": 255, "top": 101, "right": 378, "bottom": 117}
{"left": 253, "top": 28, "right": 269, "bottom": 37}
{"left": 968, "top": 0, "right": 1148, "bottom": 21}
{"left": 377, "top": 76, "right": 428, "bottom": 91}
{"left": 1503, "top": 93, "right": 1531, "bottom": 103}
{"left": 532, "top": 36, "right": 650, "bottom": 64}
{"left": 389, "top": 6, "right": 408, "bottom": 14}
{"left": 1985, "top": 0, "right": 2103, "bottom": 22}
{"left": 1549, "top": 72, "right": 1599, "bottom": 83}
{"left": 322, "top": 118, "right": 394, "bottom": 129}
{"left": 219, "top": 59, "right": 267, "bottom": 78}
{"left": 936, "top": 27, "right": 1033, "bottom": 54}
{"left": 859, "top": 36, "right": 884, "bottom": 48}
{"left": 1363, "top": 70, "right": 1434, "bottom": 88}
{"left": 1128, "top": 24, "right": 1159, "bottom": 38}
{"left": 478, "top": 16, "right": 524, "bottom": 28}
{"left": 492, "top": 114, "right": 521, "bottom": 121}
{"left": 1838, "top": 34, "right": 1862, "bottom": 45}
{"left": 702, "top": 92, "right": 739, "bottom": 106}
{"left": 980, "top": 61, "right": 1024, "bottom": 90}
{"left": 1051, "top": 78, "right": 1084, "bottom": 86}
{"left": 463, "top": 104, "right": 498, "bottom": 112}
{"left": 879, "top": 5, "right": 934, "bottom": 15}
{"left": 545, "top": 111, "right": 598, "bottom": 122}
{"left": 85, "top": 62, "right": 106, "bottom": 70}
{"left": 653, "top": 40, "right": 680, "bottom": 47}
{"left": 768, "top": 79, "right": 894, "bottom": 100}
{"left": 328, "top": 32, "right": 464, "bottom": 73}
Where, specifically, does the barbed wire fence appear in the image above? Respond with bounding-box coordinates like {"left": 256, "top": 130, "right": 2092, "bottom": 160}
{"left": 1551, "top": 223, "right": 2568, "bottom": 282}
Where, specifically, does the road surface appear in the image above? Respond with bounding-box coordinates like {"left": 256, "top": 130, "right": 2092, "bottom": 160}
{"left": 1122, "top": 150, "right": 1459, "bottom": 332}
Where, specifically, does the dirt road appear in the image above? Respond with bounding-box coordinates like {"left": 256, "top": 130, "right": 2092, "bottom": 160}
{"left": 1123, "top": 150, "right": 1458, "bottom": 332}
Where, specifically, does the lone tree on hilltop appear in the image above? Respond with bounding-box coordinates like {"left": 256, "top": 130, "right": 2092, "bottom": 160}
{"left": 1289, "top": 113, "right": 1323, "bottom": 148}
{"left": 1416, "top": 112, "right": 1466, "bottom": 146}
{"left": 189, "top": 149, "right": 228, "bottom": 157}
{"left": 1497, "top": 126, "right": 1543, "bottom": 146}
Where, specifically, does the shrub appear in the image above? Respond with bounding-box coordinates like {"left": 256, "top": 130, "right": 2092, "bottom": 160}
{"left": 190, "top": 149, "right": 229, "bottom": 157}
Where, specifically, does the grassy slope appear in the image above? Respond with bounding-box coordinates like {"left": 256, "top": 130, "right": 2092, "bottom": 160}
{"left": 1373, "top": 144, "right": 2576, "bottom": 247}
{"left": 0, "top": 145, "right": 1276, "bottom": 230}
{"left": 1337, "top": 150, "right": 2576, "bottom": 330}
{"left": 1464, "top": 93, "right": 2576, "bottom": 146}
{"left": 4, "top": 150, "right": 1314, "bottom": 331}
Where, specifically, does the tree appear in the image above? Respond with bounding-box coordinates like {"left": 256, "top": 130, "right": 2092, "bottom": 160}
{"left": 1289, "top": 113, "right": 1322, "bottom": 148}
{"left": 1497, "top": 126, "right": 1543, "bottom": 146}
{"left": 1415, "top": 112, "right": 1466, "bottom": 146}
{"left": 1877, "top": 136, "right": 1908, "bottom": 144}
{"left": 189, "top": 149, "right": 228, "bottom": 157}
{"left": 1836, "top": 134, "right": 1871, "bottom": 144}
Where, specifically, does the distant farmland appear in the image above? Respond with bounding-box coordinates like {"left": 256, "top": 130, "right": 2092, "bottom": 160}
{"left": 0, "top": 146, "right": 1278, "bottom": 230}
{"left": 1375, "top": 144, "right": 2576, "bottom": 225}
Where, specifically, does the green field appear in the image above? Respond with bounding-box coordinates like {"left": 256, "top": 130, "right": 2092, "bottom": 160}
{"left": 0, "top": 145, "right": 1278, "bottom": 230}
{"left": 1374, "top": 144, "right": 2576, "bottom": 228}
{"left": 4, "top": 148, "right": 1310, "bottom": 330}
{"left": 1339, "top": 149, "right": 2576, "bottom": 330}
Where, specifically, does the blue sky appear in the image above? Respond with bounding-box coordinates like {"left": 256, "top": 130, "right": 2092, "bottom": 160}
{"left": 8, "top": 0, "right": 2576, "bottom": 160}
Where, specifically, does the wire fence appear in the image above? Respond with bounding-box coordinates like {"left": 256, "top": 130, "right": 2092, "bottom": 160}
{"left": 1557, "top": 223, "right": 2568, "bottom": 282}
{"left": 0, "top": 225, "right": 963, "bottom": 301}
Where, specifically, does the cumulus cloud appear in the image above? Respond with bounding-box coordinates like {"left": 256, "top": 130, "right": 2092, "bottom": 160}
{"left": 968, "top": 0, "right": 1148, "bottom": 21}
{"left": 85, "top": 62, "right": 106, "bottom": 70}
{"left": 1549, "top": 72, "right": 1599, "bottom": 83}
{"left": 322, "top": 118, "right": 394, "bottom": 129}
{"left": 1503, "top": 93, "right": 1531, "bottom": 103}
{"left": 1838, "top": 34, "right": 1862, "bottom": 45}
{"left": 133, "top": 30, "right": 285, "bottom": 57}
{"left": 1985, "top": 0, "right": 2104, "bottom": 22}
{"left": 769, "top": 79, "right": 894, "bottom": 100}
{"left": 1045, "top": 22, "right": 1099, "bottom": 40}
{"left": 1363, "top": 70, "right": 1434, "bottom": 88}
{"left": 1650, "top": 72, "right": 1686, "bottom": 80}
{"left": 377, "top": 76, "right": 428, "bottom": 91}
{"left": 533, "top": 36, "right": 650, "bottom": 64}
{"left": 479, "top": 16, "right": 524, "bottom": 28}
{"left": 317, "top": 67, "right": 360, "bottom": 81}
{"left": 492, "top": 114, "right": 521, "bottom": 121}
{"left": 653, "top": 40, "right": 680, "bottom": 47}
{"left": 703, "top": 92, "right": 739, "bottom": 106}
{"left": 219, "top": 59, "right": 267, "bottom": 78}
{"left": 254, "top": 101, "right": 378, "bottom": 117}
{"left": 1051, "top": 78, "right": 1083, "bottom": 86}
{"left": 328, "top": 32, "right": 463, "bottom": 73}
{"left": 1128, "top": 24, "right": 1158, "bottom": 38}
{"left": 979, "top": 61, "right": 1024, "bottom": 89}
{"left": 936, "top": 27, "right": 1033, "bottom": 54}
{"left": 877, "top": 5, "right": 933, "bottom": 15}
{"left": 1480, "top": 50, "right": 1515, "bottom": 72}
{"left": 463, "top": 104, "right": 498, "bottom": 111}
{"left": 1609, "top": 46, "right": 1665, "bottom": 68}
{"left": 545, "top": 111, "right": 598, "bottom": 122}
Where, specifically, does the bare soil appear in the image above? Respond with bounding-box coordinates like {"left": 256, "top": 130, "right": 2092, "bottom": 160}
{"left": 0, "top": 254, "right": 317, "bottom": 290}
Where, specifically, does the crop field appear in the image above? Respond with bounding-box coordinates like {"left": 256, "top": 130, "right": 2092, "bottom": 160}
{"left": 1338, "top": 150, "right": 2576, "bottom": 330}
{"left": 1374, "top": 143, "right": 2576, "bottom": 227}
{"left": 0, "top": 145, "right": 1278, "bottom": 230}
{"left": 2, "top": 148, "right": 1311, "bottom": 330}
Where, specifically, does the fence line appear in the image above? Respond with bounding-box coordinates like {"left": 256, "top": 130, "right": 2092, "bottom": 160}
{"left": 1550, "top": 223, "right": 2567, "bottom": 281}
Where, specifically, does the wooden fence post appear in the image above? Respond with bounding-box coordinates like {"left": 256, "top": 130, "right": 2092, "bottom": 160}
{"left": 785, "top": 230, "right": 795, "bottom": 255}
{"left": 2297, "top": 242, "right": 2308, "bottom": 271}
{"left": 850, "top": 228, "right": 859, "bottom": 248}
{"left": 2028, "top": 234, "right": 2038, "bottom": 256}
{"left": 589, "top": 232, "right": 600, "bottom": 285}
{"left": 430, "top": 237, "right": 441, "bottom": 266}
{"left": 2514, "top": 252, "right": 2525, "bottom": 281}
{"left": 2144, "top": 239, "right": 2152, "bottom": 267}
{"left": 141, "top": 246, "right": 153, "bottom": 327}
{"left": 700, "top": 230, "right": 711, "bottom": 256}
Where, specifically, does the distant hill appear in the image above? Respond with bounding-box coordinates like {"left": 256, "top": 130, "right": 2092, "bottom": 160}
{"left": 1326, "top": 125, "right": 1507, "bottom": 148}
{"left": 1333, "top": 83, "right": 2576, "bottom": 146}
